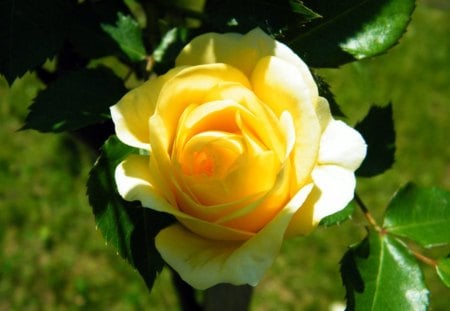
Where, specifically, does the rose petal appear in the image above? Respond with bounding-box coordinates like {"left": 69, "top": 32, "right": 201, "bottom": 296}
{"left": 110, "top": 68, "right": 183, "bottom": 149}
{"left": 115, "top": 154, "right": 254, "bottom": 241}
{"left": 251, "top": 56, "right": 321, "bottom": 189}
{"left": 176, "top": 27, "right": 318, "bottom": 89}
{"left": 155, "top": 64, "right": 251, "bottom": 152}
{"left": 176, "top": 28, "right": 273, "bottom": 75}
{"left": 315, "top": 97, "right": 333, "bottom": 132}
{"left": 318, "top": 120, "right": 367, "bottom": 171}
{"left": 310, "top": 165, "right": 356, "bottom": 221}
{"left": 155, "top": 184, "right": 313, "bottom": 289}
{"left": 286, "top": 165, "right": 356, "bottom": 237}
{"left": 203, "top": 82, "right": 287, "bottom": 161}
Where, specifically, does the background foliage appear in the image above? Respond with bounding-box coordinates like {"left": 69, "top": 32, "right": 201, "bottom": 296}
{"left": 1, "top": 0, "right": 449, "bottom": 310}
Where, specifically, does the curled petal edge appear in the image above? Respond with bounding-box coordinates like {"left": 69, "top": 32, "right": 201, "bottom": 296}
{"left": 155, "top": 184, "right": 313, "bottom": 289}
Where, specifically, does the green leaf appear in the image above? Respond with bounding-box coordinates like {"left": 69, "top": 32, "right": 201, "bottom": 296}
{"left": 289, "top": 0, "right": 416, "bottom": 67}
{"left": 102, "top": 13, "right": 147, "bottom": 62}
{"left": 153, "top": 27, "right": 190, "bottom": 74}
{"left": 204, "top": 0, "right": 320, "bottom": 35}
{"left": 23, "top": 67, "right": 126, "bottom": 133}
{"left": 320, "top": 201, "right": 355, "bottom": 227}
{"left": 87, "top": 136, "right": 174, "bottom": 290}
{"left": 313, "top": 73, "right": 345, "bottom": 117}
{"left": 288, "top": 0, "right": 321, "bottom": 20}
{"left": 436, "top": 257, "right": 450, "bottom": 288}
{"left": 355, "top": 104, "right": 395, "bottom": 177}
{"left": 0, "top": 0, "right": 71, "bottom": 84}
{"left": 383, "top": 184, "right": 450, "bottom": 248}
{"left": 341, "top": 231, "right": 429, "bottom": 310}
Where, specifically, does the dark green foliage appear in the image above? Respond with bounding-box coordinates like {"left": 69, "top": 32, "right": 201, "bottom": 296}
{"left": 22, "top": 68, "right": 126, "bottom": 133}
{"left": 203, "top": 0, "right": 320, "bottom": 35}
{"left": 0, "top": 0, "right": 71, "bottom": 84}
{"left": 355, "top": 104, "right": 396, "bottom": 177}
{"left": 87, "top": 136, "right": 174, "bottom": 290}
{"left": 67, "top": 0, "right": 127, "bottom": 59}
{"left": 313, "top": 73, "right": 345, "bottom": 117}
{"left": 152, "top": 27, "right": 190, "bottom": 74}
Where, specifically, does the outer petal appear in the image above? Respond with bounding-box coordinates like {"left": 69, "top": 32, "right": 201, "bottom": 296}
{"left": 286, "top": 165, "right": 356, "bottom": 237}
{"left": 110, "top": 67, "right": 183, "bottom": 149}
{"left": 176, "top": 27, "right": 317, "bottom": 92}
{"left": 155, "top": 184, "right": 313, "bottom": 289}
{"left": 318, "top": 120, "right": 367, "bottom": 171}
{"left": 176, "top": 28, "right": 274, "bottom": 75}
{"left": 310, "top": 165, "right": 356, "bottom": 221}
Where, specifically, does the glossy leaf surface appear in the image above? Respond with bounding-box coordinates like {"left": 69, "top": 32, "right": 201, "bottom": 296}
{"left": 341, "top": 231, "right": 429, "bottom": 310}
{"left": 290, "top": 0, "right": 415, "bottom": 67}
{"left": 383, "top": 184, "right": 450, "bottom": 248}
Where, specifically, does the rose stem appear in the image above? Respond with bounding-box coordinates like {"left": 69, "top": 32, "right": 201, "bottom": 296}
{"left": 354, "top": 193, "right": 383, "bottom": 232}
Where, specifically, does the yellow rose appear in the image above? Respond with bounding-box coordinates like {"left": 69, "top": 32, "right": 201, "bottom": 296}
{"left": 110, "top": 28, "right": 366, "bottom": 289}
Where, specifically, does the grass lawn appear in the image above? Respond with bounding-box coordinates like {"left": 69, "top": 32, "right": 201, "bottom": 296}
{"left": 1, "top": 1, "right": 449, "bottom": 310}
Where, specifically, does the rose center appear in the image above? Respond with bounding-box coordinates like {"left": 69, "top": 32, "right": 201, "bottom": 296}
{"left": 179, "top": 131, "right": 244, "bottom": 179}
{"left": 192, "top": 150, "right": 214, "bottom": 176}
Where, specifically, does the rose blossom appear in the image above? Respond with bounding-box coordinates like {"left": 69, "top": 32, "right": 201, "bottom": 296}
{"left": 110, "top": 28, "right": 366, "bottom": 289}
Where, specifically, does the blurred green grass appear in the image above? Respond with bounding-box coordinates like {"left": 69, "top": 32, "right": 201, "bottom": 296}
{"left": 1, "top": 1, "right": 449, "bottom": 310}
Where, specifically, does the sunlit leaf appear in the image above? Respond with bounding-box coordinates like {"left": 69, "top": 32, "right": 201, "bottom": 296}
{"left": 355, "top": 104, "right": 395, "bottom": 177}
{"left": 289, "top": 0, "right": 321, "bottom": 20}
{"left": 341, "top": 231, "right": 429, "bottom": 310}
{"left": 290, "top": 0, "right": 415, "bottom": 67}
{"left": 87, "top": 136, "right": 174, "bottom": 290}
{"left": 0, "top": 0, "right": 71, "bottom": 84}
{"left": 320, "top": 201, "right": 355, "bottom": 227}
{"left": 23, "top": 68, "right": 126, "bottom": 133}
{"left": 102, "top": 13, "right": 147, "bottom": 62}
{"left": 436, "top": 257, "right": 450, "bottom": 288}
{"left": 383, "top": 184, "right": 450, "bottom": 248}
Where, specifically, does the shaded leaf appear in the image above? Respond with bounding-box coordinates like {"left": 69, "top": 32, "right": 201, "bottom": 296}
{"left": 23, "top": 68, "right": 126, "bottom": 133}
{"left": 290, "top": 0, "right": 415, "bottom": 67}
{"left": 0, "top": 0, "right": 71, "bottom": 84}
{"left": 320, "top": 201, "right": 355, "bottom": 227}
{"left": 383, "top": 184, "right": 450, "bottom": 248}
{"left": 67, "top": 0, "right": 129, "bottom": 59}
{"left": 341, "top": 231, "right": 429, "bottom": 310}
{"left": 355, "top": 104, "right": 395, "bottom": 177}
{"left": 204, "top": 0, "right": 319, "bottom": 35}
{"left": 102, "top": 13, "right": 147, "bottom": 62}
{"left": 436, "top": 257, "right": 450, "bottom": 288}
{"left": 87, "top": 136, "right": 174, "bottom": 290}
{"left": 313, "top": 73, "right": 345, "bottom": 117}
{"left": 153, "top": 27, "right": 190, "bottom": 74}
